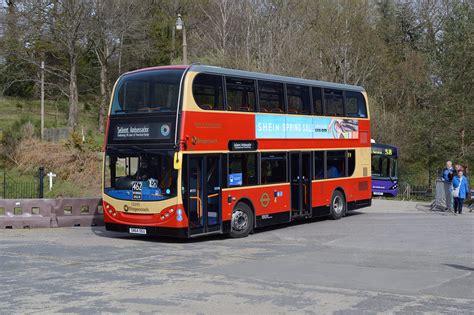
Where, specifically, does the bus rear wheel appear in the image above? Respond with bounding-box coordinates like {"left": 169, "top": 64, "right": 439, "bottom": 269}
{"left": 329, "top": 190, "right": 346, "bottom": 220}
{"left": 229, "top": 202, "right": 253, "bottom": 238}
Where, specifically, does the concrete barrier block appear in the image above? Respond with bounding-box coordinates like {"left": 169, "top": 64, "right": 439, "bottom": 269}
{"left": 0, "top": 198, "right": 104, "bottom": 229}
{"left": 0, "top": 199, "right": 54, "bottom": 229}
{"left": 53, "top": 198, "right": 104, "bottom": 227}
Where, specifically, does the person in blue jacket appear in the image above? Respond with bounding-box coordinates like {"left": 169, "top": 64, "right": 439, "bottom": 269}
{"left": 441, "top": 161, "right": 454, "bottom": 210}
{"left": 452, "top": 168, "right": 470, "bottom": 214}
{"left": 442, "top": 161, "right": 454, "bottom": 182}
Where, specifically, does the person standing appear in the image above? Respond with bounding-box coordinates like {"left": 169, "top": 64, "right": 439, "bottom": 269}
{"left": 452, "top": 168, "right": 469, "bottom": 214}
{"left": 442, "top": 161, "right": 454, "bottom": 182}
{"left": 442, "top": 161, "right": 454, "bottom": 210}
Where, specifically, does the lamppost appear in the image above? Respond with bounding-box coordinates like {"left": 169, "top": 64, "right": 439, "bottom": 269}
{"left": 175, "top": 14, "right": 187, "bottom": 65}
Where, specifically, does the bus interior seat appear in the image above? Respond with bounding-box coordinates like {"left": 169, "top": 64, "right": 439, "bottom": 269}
{"left": 201, "top": 104, "right": 213, "bottom": 110}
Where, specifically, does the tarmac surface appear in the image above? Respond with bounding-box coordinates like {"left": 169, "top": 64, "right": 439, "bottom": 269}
{"left": 0, "top": 199, "right": 473, "bottom": 314}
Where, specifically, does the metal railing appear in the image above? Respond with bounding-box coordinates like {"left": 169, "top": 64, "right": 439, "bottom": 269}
{"left": 0, "top": 168, "right": 44, "bottom": 199}
{"left": 399, "top": 182, "right": 433, "bottom": 200}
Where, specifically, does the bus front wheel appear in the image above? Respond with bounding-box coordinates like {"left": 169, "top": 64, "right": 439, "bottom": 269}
{"left": 229, "top": 202, "right": 254, "bottom": 238}
{"left": 329, "top": 190, "right": 346, "bottom": 220}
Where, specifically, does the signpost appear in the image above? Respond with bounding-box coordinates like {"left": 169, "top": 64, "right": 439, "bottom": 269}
{"left": 47, "top": 172, "right": 56, "bottom": 192}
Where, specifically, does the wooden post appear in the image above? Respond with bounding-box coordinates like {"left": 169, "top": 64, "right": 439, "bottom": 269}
{"left": 40, "top": 61, "right": 45, "bottom": 141}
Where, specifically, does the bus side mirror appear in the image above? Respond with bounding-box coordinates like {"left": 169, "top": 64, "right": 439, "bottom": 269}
{"left": 174, "top": 152, "right": 183, "bottom": 170}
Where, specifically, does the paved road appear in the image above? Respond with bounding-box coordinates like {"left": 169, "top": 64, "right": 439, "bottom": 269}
{"left": 0, "top": 200, "right": 473, "bottom": 314}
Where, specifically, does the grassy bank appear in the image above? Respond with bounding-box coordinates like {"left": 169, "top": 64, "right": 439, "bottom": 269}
{"left": 0, "top": 97, "right": 104, "bottom": 198}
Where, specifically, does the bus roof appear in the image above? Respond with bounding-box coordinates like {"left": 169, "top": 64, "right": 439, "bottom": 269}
{"left": 189, "top": 64, "right": 365, "bottom": 92}
{"left": 123, "top": 65, "right": 188, "bottom": 76}
{"left": 122, "top": 64, "right": 365, "bottom": 93}
{"left": 371, "top": 143, "right": 398, "bottom": 150}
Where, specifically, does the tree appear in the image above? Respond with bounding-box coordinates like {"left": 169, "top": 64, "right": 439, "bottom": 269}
{"left": 436, "top": 1, "right": 474, "bottom": 172}
{"left": 90, "top": 0, "right": 145, "bottom": 132}
{"left": 50, "top": 0, "right": 92, "bottom": 128}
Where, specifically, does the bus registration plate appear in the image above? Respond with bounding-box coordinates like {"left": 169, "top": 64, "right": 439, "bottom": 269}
{"left": 129, "top": 228, "right": 147, "bottom": 235}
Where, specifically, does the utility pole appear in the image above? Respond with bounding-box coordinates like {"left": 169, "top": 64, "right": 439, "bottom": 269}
{"left": 182, "top": 24, "right": 187, "bottom": 65}
{"left": 40, "top": 61, "right": 45, "bottom": 141}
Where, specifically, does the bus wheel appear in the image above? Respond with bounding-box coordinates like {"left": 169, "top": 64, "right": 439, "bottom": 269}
{"left": 229, "top": 202, "right": 253, "bottom": 238}
{"left": 329, "top": 190, "right": 345, "bottom": 220}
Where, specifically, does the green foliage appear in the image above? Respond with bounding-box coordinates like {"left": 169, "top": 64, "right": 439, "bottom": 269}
{"left": 0, "top": 0, "right": 472, "bottom": 190}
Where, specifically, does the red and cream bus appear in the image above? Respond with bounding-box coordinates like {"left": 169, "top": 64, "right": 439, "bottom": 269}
{"left": 102, "top": 65, "right": 372, "bottom": 238}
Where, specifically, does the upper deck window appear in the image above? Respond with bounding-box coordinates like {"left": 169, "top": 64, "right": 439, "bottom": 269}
{"left": 287, "top": 84, "right": 311, "bottom": 115}
{"left": 324, "top": 89, "right": 344, "bottom": 117}
{"left": 192, "top": 73, "right": 224, "bottom": 110}
{"left": 112, "top": 69, "right": 183, "bottom": 115}
{"left": 258, "top": 81, "right": 285, "bottom": 113}
{"left": 345, "top": 91, "right": 367, "bottom": 118}
{"left": 312, "top": 87, "right": 324, "bottom": 116}
{"left": 226, "top": 77, "right": 256, "bottom": 112}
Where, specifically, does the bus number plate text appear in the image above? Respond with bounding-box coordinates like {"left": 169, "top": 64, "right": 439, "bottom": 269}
{"left": 129, "top": 228, "right": 147, "bottom": 235}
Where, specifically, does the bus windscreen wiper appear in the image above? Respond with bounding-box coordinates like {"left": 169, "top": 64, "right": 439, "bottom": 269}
{"left": 114, "top": 109, "right": 136, "bottom": 113}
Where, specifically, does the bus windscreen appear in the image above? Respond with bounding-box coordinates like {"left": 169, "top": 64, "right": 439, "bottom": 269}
{"left": 111, "top": 69, "right": 184, "bottom": 115}
{"left": 104, "top": 152, "right": 177, "bottom": 201}
{"left": 371, "top": 155, "right": 398, "bottom": 180}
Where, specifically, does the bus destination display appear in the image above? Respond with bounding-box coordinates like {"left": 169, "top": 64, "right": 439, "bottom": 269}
{"left": 112, "top": 122, "right": 172, "bottom": 141}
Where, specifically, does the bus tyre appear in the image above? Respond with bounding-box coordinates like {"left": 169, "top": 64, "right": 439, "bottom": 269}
{"left": 329, "top": 190, "right": 345, "bottom": 220}
{"left": 230, "top": 202, "right": 254, "bottom": 238}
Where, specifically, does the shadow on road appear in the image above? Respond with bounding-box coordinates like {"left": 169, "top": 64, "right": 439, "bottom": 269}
{"left": 90, "top": 225, "right": 228, "bottom": 243}
{"left": 415, "top": 202, "right": 457, "bottom": 216}
{"left": 443, "top": 263, "right": 474, "bottom": 272}
{"left": 90, "top": 211, "right": 365, "bottom": 243}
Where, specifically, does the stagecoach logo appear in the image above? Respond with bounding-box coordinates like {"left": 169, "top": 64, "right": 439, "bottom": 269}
{"left": 191, "top": 136, "right": 218, "bottom": 145}
{"left": 260, "top": 192, "right": 270, "bottom": 208}
{"left": 160, "top": 124, "right": 170, "bottom": 137}
{"left": 123, "top": 204, "right": 150, "bottom": 212}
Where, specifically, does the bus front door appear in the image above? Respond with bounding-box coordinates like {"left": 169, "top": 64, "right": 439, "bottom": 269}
{"left": 290, "top": 152, "right": 312, "bottom": 217}
{"left": 186, "top": 155, "right": 222, "bottom": 236}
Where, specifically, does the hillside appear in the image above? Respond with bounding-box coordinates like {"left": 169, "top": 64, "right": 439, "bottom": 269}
{"left": 0, "top": 97, "right": 104, "bottom": 198}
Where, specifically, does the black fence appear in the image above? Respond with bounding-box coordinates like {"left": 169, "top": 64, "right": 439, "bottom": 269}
{"left": 398, "top": 182, "right": 433, "bottom": 200}
{"left": 0, "top": 168, "right": 44, "bottom": 199}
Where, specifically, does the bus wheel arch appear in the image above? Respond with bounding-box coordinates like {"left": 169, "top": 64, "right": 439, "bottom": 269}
{"left": 329, "top": 187, "right": 347, "bottom": 220}
{"left": 229, "top": 198, "right": 255, "bottom": 238}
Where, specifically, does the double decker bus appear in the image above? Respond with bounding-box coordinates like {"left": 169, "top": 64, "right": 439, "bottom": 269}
{"left": 102, "top": 65, "right": 372, "bottom": 238}
{"left": 371, "top": 143, "right": 399, "bottom": 197}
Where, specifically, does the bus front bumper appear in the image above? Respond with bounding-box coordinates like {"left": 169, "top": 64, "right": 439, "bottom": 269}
{"left": 105, "top": 222, "right": 189, "bottom": 238}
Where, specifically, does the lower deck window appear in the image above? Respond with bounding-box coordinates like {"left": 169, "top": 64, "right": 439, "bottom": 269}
{"left": 327, "top": 151, "right": 345, "bottom": 178}
{"left": 347, "top": 150, "right": 355, "bottom": 177}
{"left": 228, "top": 153, "right": 257, "bottom": 187}
{"left": 261, "top": 153, "right": 287, "bottom": 184}
{"left": 314, "top": 151, "right": 325, "bottom": 179}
